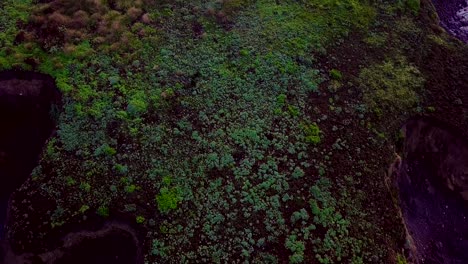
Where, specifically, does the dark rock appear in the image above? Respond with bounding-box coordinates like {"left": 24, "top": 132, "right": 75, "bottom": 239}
{"left": 397, "top": 117, "right": 468, "bottom": 263}
{"left": 432, "top": 0, "right": 468, "bottom": 42}
{"left": 0, "top": 70, "right": 61, "bottom": 239}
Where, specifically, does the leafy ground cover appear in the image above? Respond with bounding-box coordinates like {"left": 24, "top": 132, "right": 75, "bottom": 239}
{"left": 2, "top": 0, "right": 468, "bottom": 263}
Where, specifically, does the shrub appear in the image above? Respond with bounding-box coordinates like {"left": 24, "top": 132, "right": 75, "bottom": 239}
{"left": 396, "top": 254, "right": 407, "bottom": 264}
{"left": 136, "top": 215, "right": 145, "bottom": 224}
{"left": 291, "top": 208, "right": 310, "bottom": 223}
{"left": 125, "top": 184, "right": 137, "bottom": 193}
{"left": 151, "top": 239, "right": 169, "bottom": 257}
{"left": 114, "top": 163, "right": 128, "bottom": 174}
{"left": 127, "top": 96, "right": 148, "bottom": 117}
{"left": 94, "top": 144, "right": 117, "bottom": 156}
{"left": 80, "top": 182, "right": 91, "bottom": 192}
{"left": 156, "top": 187, "right": 183, "bottom": 213}
{"left": 330, "top": 69, "right": 342, "bottom": 80}
{"left": 277, "top": 94, "right": 287, "bottom": 105}
{"left": 97, "top": 206, "right": 110, "bottom": 217}
{"left": 407, "top": 0, "right": 420, "bottom": 14}
{"left": 292, "top": 167, "right": 305, "bottom": 179}
{"left": 302, "top": 123, "right": 321, "bottom": 145}
{"left": 222, "top": 0, "right": 252, "bottom": 14}
{"left": 285, "top": 235, "right": 305, "bottom": 263}
{"left": 359, "top": 57, "right": 424, "bottom": 116}
{"left": 401, "top": 0, "right": 420, "bottom": 15}
{"left": 79, "top": 205, "right": 90, "bottom": 214}
{"left": 288, "top": 105, "right": 300, "bottom": 117}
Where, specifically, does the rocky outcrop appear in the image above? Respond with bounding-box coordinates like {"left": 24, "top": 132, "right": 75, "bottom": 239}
{"left": 432, "top": 0, "right": 468, "bottom": 42}
{"left": 396, "top": 117, "right": 468, "bottom": 263}
{"left": 0, "top": 70, "right": 61, "bottom": 261}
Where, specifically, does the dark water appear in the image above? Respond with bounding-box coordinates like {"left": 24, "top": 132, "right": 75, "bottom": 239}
{"left": 55, "top": 230, "right": 138, "bottom": 264}
{"left": 432, "top": 0, "right": 468, "bottom": 42}
{"left": 398, "top": 118, "right": 468, "bottom": 263}
{"left": 0, "top": 71, "right": 60, "bottom": 238}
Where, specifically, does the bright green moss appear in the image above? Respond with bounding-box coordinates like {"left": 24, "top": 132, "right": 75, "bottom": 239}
{"left": 136, "top": 215, "right": 146, "bottom": 224}
{"left": 330, "top": 69, "right": 343, "bottom": 80}
{"left": 359, "top": 57, "right": 424, "bottom": 116}
{"left": 156, "top": 187, "right": 183, "bottom": 213}
{"left": 256, "top": 0, "right": 375, "bottom": 55}
{"left": 97, "top": 206, "right": 110, "bottom": 217}
{"left": 125, "top": 184, "right": 137, "bottom": 194}
{"left": 302, "top": 123, "right": 321, "bottom": 145}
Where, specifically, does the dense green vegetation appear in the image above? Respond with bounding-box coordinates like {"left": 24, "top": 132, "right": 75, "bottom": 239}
{"left": 1, "top": 0, "right": 458, "bottom": 263}
{"left": 359, "top": 57, "right": 425, "bottom": 117}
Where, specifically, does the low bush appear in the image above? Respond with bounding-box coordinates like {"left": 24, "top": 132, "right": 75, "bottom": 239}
{"left": 359, "top": 57, "right": 424, "bottom": 117}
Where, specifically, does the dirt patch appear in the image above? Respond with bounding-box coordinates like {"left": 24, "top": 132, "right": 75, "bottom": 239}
{"left": 396, "top": 117, "right": 468, "bottom": 263}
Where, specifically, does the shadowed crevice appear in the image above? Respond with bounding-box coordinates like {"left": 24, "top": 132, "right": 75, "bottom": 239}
{"left": 396, "top": 117, "right": 468, "bottom": 263}
{"left": 0, "top": 70, "right": 61, "bottom": 258}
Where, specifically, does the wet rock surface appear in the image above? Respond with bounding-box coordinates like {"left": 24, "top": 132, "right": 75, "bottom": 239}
{"left": 432, "top": 0, "right": 468, "bottom": 42}
{"left": 397, "top": 118, "right": 468, "bottom": 263}
{"left": 0, "top": 71, "right": 60, "bottom": 258}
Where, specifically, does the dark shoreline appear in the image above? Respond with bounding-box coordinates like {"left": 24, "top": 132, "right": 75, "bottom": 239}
{"left": 397, "top": 118, "right": 468, "bottom": 263}
{"left": 432, "top": 0, "right": 468, "bottom": 42}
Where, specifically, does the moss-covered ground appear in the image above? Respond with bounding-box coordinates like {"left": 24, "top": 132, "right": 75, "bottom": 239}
{"left": 2, "top": 0, "right": 468, "bottom": 263}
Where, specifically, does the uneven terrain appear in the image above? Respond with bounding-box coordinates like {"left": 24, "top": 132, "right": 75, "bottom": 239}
{"left": 0, "top": 0, "right": 467, "bottom": 263}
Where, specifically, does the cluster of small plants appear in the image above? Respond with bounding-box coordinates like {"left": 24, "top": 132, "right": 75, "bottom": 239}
{"left": 0, "top": 0, "right": 430, "bottom": 263}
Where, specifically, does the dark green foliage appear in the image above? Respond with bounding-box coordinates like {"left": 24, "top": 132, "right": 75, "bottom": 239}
{"left": 285, "top": 235, "right": 305, "bottom": 263}
{"left": 94, "top": 144, "right": 117, "bottom": 156}
{"left": 398, "top": 0, "right": 420, "bottom": 15}
{"left": 406, "top": 0, "right": 420, "bottom": 14}
{"left": 292, "top": 167, "right": 305, "bottom": 179}
{"left": 308, "top": 178, "right": 364, "bottom": 263}
{"left": 277, "top": 94, "right": 287, "bottom": 105}
{"left": 114, "top": 164, "right": 128, "bottom": 174}
{"left": 291, "top": 208, "right": 309, "bottom": 223}
{"left": 127, "top": 93, "right": 148, "bottom": 117}
{"left": 151, "top": 239, "right": 169, "bottom": 257}
{"left": 256, "top": 0, "right": 376, "bottom": 55}
{"left": 0, "top": 0, "right": 418, "bottom": 262}
{"left": 288, "top": 105, "right": 300, "bottom": 117}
